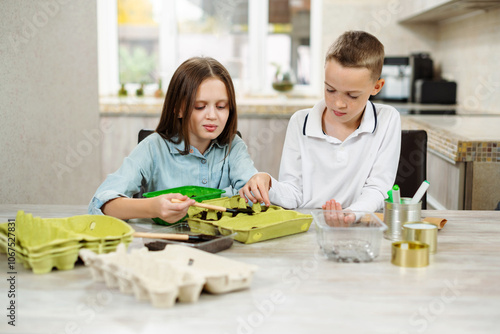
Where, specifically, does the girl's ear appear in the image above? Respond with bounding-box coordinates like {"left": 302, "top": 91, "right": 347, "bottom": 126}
{"left": 371, "top": 78, "right": 385, "bottom": 96}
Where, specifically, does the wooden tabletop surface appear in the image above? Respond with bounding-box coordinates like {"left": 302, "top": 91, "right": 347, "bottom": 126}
{"left": 1, "top": 205, "right": 499, "bottom": 334}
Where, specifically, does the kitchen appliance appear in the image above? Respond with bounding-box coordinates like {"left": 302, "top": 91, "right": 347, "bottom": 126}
{"left": 409, "top": 53, "right": 434, "bottom": 102}
{"left": 378, "top": 57, "right": 411, "bottom": 101}
{"left": 415, "top": 79, "right": 457, "bottom": 104}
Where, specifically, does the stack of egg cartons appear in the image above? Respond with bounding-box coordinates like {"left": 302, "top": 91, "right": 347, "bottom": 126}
{"left": 0, "top": 210, "right": 133, "bottom": 274}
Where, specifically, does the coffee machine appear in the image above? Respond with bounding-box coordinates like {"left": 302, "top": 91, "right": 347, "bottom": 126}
{"left": 409, "top": 53, "right": 434, "bottom": 102}
{"left": 378, "top": 57, "right": 411, "bottom": 101}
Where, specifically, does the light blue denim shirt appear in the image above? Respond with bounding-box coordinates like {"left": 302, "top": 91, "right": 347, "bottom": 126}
{"left": 88, "top": 133, "right": 258, "bottom": 214}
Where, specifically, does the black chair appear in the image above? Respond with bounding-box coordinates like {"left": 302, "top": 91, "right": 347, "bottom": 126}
{"left": 138, "top": 129, "right": 154, "bottom": 143}
{"left": 395, "top": 130, "right": 428, "bottom": 209}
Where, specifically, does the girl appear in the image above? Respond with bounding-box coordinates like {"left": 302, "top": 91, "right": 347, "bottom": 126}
{"left": 89, "top": 57, "right": 259, "bottom": 224}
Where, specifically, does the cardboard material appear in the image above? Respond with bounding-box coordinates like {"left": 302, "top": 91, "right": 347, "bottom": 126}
{"left": 187, "top": 196, "right": 313, "bottom": 244}
{"left": 80, "top": 244, "right": 257, "bottom": 308}
{"left": 0, "top": 211, "right": 133, "bottom": 274}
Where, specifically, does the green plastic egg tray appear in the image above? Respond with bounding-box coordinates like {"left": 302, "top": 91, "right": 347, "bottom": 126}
{"left": 186, "top": 196, "right": 313, "bottom": 244}
{"left": 143, "top": 185, "right": 226, "bottom": 225}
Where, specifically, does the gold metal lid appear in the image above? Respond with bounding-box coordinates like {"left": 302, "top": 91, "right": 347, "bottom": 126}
{"left": 391, "top": 241, "right": 429, "bottom": 267}
{"left": 403, "top": 221, "right": 438, "bottom": 254}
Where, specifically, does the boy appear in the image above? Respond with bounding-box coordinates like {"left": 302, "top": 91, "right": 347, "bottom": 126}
{"left": 241, "top": 31, "right": 401, "bottom": 215}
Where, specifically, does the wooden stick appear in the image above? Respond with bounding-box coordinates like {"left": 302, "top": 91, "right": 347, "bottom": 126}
{"left": 133, "top": 232, "right": 189, "bottom": 241}
{"left": 171, "top": 198, "right": 228, "bottom": 212}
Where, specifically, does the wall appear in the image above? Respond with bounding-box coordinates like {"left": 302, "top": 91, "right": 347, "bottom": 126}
{"left": 321, "top": 0, "right": 436, "bottom": 72}
{"left": 436, "top": 8, "right": 500, "bottom": 114}
{"left": 0, "top": 0, "right": 101, "bottom": 205}
{"left": 321, "top": 0, "right": 500, "bottom": 114}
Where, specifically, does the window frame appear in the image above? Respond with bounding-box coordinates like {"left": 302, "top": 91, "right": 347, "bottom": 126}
{"left": 97, "top": 0, "right": 322, "bottom": 97}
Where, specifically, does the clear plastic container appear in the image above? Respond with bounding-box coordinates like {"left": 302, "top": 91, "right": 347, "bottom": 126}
{"left": 311, "top": 210, "right": 387, "bottom": 263}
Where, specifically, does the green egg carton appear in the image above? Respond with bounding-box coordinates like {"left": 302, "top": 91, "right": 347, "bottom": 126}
{"left": 18, "top": 216, "right": 81, "bottom": 252}
{"left": 0, "top": 236, "right": 81, "bottom": 274}
{"left": 186, "top": 196, "right": 313, "bottom": 244}
{"left": 82, "top": 237, "right": 133, "bottom": 254}
{"left": 64, "top": 215, "right": 134, "bottom": 241}
{"left": 143, "top": 186, "right": 226, "bottom": 226}
{"left": 0, "top": 214, "right": 80, "bottom": 254}
{"left": 16, "top": 248, "right": 81, "bottom": 274}
{"left": 0, "top": 211, "right": 134, "bottom": 274}
{"left": 1, "top": 212, "right": 133, "bottom": 253}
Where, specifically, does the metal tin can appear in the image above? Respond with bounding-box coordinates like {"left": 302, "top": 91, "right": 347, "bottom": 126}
{"left": 391, "top": 241, "right": 429, "bottom": 267}
{"left": 403, "top": 221, "right": 438, "bottom": 254}
{"left": 383, "top": 197, "right": 421, "bottom": 241}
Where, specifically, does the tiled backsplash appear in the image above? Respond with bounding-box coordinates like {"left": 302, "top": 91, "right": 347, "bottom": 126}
{"left": 458, "top": 142, "right": 500, "bottom": 163}
{"left": 402, "top": 116, "right": 500, "bottom": 163}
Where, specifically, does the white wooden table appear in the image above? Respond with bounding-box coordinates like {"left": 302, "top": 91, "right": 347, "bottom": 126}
{"left": 1, "top": 205, "right": 499, "bottom": 334}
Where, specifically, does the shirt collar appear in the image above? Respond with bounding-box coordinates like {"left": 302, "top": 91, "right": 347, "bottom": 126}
{"left": 305, "top": 100, "right": 377, "bottom": 138}
{"left": 168, "top": 138, "right": 222, "bottom": 155}
{"left": 305, "top": 100, "right": 328, "bottom": 138}
{"left": 358, "top": 101, "right": 378, "bottom": 134}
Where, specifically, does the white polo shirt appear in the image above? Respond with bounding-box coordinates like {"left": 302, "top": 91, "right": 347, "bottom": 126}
{"left": 269, "top": 99, "right": 401, "bottom": 211}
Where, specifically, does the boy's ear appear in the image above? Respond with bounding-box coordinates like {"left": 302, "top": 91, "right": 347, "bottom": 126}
{"left": 370, "top": 78, "right": 385, "bottom": 96}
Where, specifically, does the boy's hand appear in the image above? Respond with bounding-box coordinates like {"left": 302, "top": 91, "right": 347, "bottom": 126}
{"left": 152, "top": 194, "right": 196, "bottom": 224}
{"left": 239, "top": 173, "right": 272, "bottom": 206}
{"left": 321, "top": 199, "right": 356, "bottom": 226}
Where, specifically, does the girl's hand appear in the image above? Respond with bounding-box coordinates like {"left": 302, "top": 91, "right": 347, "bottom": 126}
{"left": 151, "top": 193, "right": 196, "bottom": 224}
{"left": 321, "top": 199, "right": 356, "bottom": 226}
{"left": 239, "top": 173, "right": 272, "bottom": 206}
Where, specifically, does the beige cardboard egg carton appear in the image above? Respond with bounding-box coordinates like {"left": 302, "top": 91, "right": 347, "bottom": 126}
{"left": 79, "top": 244, "right": 257, "bottom": 308}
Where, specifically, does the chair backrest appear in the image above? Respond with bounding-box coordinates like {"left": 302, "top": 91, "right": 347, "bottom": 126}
{"left": 396, "top": 130, "right": 428, "bottom": 209}
{"left": 138, "top": 129, "right": 154, "bottom": 143}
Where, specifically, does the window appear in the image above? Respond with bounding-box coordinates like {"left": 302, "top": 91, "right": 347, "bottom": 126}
{"left": 98, "top": 0, "right": 322, "bottom": 97}
{"left": 117, "top": 0, "right": 159, "bottom": 86}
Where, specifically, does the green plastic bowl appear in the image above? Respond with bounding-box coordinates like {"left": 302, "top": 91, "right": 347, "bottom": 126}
{"left": 143, "top": 186, "right": 226, "bottom": 225}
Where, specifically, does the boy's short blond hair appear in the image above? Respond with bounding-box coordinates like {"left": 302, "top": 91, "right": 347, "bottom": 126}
{"left": 325, "top": 31, "right": 384, "bottom": 82}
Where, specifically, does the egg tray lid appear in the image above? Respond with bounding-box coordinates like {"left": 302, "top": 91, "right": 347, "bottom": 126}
{"left": 0, "top": 211, "right": 134, "bottom": 252}
{"left": 186, "top": 196, "right": 313, "bottom": 244}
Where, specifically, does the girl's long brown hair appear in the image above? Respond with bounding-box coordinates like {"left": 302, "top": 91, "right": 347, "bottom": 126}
{"left": 156, "top": 57, "right": 238, "bottom": 154}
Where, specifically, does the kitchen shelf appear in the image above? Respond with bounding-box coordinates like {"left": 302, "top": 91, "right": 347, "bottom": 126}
{"left": 398, "top": 0, "right": 500, "bottom": 24}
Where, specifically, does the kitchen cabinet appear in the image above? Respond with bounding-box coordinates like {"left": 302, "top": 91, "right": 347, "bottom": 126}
{"left": 402, "top": 115, "right": 500, "bottom": 210}
{"left": 398, "top": 0, "right": 500, "bottom": 23}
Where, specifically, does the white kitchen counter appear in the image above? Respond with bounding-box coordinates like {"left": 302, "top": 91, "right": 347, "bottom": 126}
{"left": 402, "top": 115, "right": 500, "bottom": 163}
{"left": 402, "top": 115, "right": 500, "bottom": 210}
